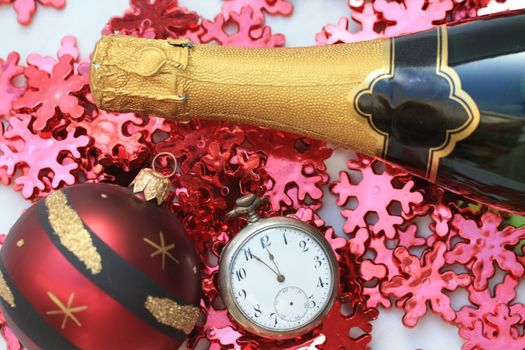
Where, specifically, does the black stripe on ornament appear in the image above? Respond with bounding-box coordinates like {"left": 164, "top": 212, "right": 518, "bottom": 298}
{"left": 36, "top": 196, "right": 187, "bottom": 342}
{"left": 0, "top": 257, "right": 80, "bottom": 350}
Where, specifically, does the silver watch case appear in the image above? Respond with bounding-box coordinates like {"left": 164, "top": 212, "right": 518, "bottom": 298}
{"left": 219, "top": 216, "right": 339, "bottom": 340}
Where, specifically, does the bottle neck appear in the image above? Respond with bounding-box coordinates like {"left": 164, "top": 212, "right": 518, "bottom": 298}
{"left": 176, "top": 42, "right": 389, "bottom": 156}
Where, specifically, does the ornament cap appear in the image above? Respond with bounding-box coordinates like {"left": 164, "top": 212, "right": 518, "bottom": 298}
{"left": 130, "top": 152, "right": 177, "bottom": 205}
{"left": 225, "top": 194, "right": 267, "bottom": 223}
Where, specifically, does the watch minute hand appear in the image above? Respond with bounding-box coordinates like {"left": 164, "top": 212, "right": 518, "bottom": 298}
{"left": 252, "top": 254, "right": 279, "bottom": 275}
{"left": 266, "top": 247, "right": 283, "bottom": 276}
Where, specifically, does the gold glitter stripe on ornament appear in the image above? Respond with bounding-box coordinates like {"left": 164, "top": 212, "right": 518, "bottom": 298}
{"left": 45, "top": 191, "right": 102, "bottom": 275}
{"left": 0, "top": 271, "right": 15, "bottom": 307}
{"left": 145, "top": 296, "right": 199, "bottom": 335}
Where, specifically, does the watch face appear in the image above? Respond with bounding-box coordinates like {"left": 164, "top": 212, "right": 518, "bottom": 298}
{"left": 225, "top": 223, "right": 336, "bottom": 336}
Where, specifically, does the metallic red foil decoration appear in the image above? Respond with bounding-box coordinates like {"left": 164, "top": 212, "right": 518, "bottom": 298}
{"left": 1, "top": 0, "right": 525, "bottom": 349}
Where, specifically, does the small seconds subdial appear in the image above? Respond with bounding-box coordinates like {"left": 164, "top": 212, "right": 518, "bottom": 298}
{"left": 228, "top": 225, "right": 334, "bottom": 334}
{"left": 274, "top": 287, "right": 309, "bottom": 322}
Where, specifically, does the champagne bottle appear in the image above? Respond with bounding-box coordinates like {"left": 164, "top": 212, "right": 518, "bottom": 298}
{"left": 90, "top": 11, "right": 525, "bottom": 214}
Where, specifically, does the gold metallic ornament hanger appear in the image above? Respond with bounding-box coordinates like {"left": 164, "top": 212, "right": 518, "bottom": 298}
{"left": 130, "top": 152, "right": 178, "bottom": 205}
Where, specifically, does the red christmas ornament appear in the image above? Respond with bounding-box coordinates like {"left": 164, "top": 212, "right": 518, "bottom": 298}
{"left": 0, "top": 158, "right": 201, "bottom": 349}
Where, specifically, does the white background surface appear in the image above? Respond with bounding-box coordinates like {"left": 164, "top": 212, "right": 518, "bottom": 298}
{"left": 0, "top": 1, "right": 518, "bottom": 349}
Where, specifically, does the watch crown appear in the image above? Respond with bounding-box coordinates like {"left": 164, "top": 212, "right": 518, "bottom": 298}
{"left": 225, "top": 194, "right": 267, "bottom": 223}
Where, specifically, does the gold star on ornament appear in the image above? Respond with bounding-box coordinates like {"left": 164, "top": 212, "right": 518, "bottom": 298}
{"left": 144, "top": 231, "right": 180, "bottom": 270}
{"left": 46, "top": 292, "right": 87, "bottom": 329}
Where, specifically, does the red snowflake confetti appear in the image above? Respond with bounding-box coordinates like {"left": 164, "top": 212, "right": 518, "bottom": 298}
{"left": 350, "top": 224, "right": 426, "bottom": 309}
{"left": 0, "top": 52, "right": 25, "bottom": 118}
{"left": 451, "top": 0, "right": 490, "bottom": 20}
{"left": 1, "top": 0, "right": 66, "bottom": 25}
{"left": 382, "top": 242, "right": 471, "bottom": 327}
{"left": 107, "top": 0, "right": 200, "bottom": 39}
{"left": 459, "top": 304, "right": 525, "bottom": 350}
{"left": 445, "top": 211, "right": 525, "bottom": 290}
{"left": 200, "top": 6, "right": 286, "bottom": 47}
{"left": 331, "top": 155, "right": 424, "bottom": 238}
{"left": 26, "top": 36, "right": 80, "bottom": 73}
{"left": 455, "top": 274, "right": 525, "bottom": 333}
{"left": 12, "top": 55, "right": 87, "bottom": 131}
{"left": 68, "top": 110, "right": 148, "bottom": 170}
{"left": 319, "top": 297, "right": 378, "bottom": 350}
{"left": 221, "top": 0, "right": 293, "bottom": 21}
{"left": 1, "top": 1, "right": 525, "bottom": 349}
{"left": 375, "top": 0, "right": 453, "bottom": 36}
{"left": 316, "top": 3, "right": 381, "bottom": 45}
{"left": 244, "top": 128, "right": 332, "bottom": 212}
{"left": 0, "top": 115, "right": 89, "bottom": 198}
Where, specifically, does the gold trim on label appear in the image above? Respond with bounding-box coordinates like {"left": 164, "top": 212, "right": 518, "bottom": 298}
{"left": 428, "top": 26, "right": 480, "bottom": 181}
{"left": 353, "top": 38, "right": 394, "bottom": 157}
{"left": 144, "top": 296, "right": 200, "bottom": 335}
{"left": 0, "top": 271, "right": 15, "bottom": 307}
{"left": 352, "top": 28, "right": 480, "bottom": 180}
{"left": 45, "top": 191, "right": 102, "bottom": 274}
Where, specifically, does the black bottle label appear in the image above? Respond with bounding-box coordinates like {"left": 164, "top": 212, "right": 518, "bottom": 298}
{"left": 353, "top": 27, "right": 480, "bottom": 181}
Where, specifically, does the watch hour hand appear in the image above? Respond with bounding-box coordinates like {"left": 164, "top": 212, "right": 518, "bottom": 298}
{"left": 266, "top": 247, "right": 285, "bottom": 282}
{"left": 253, "top": 254, "right": 285, "bottom": 283}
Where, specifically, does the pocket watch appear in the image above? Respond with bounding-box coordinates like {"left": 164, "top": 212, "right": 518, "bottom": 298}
{"left": 219, "top": 194, "right": 339, "bottom": 340}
